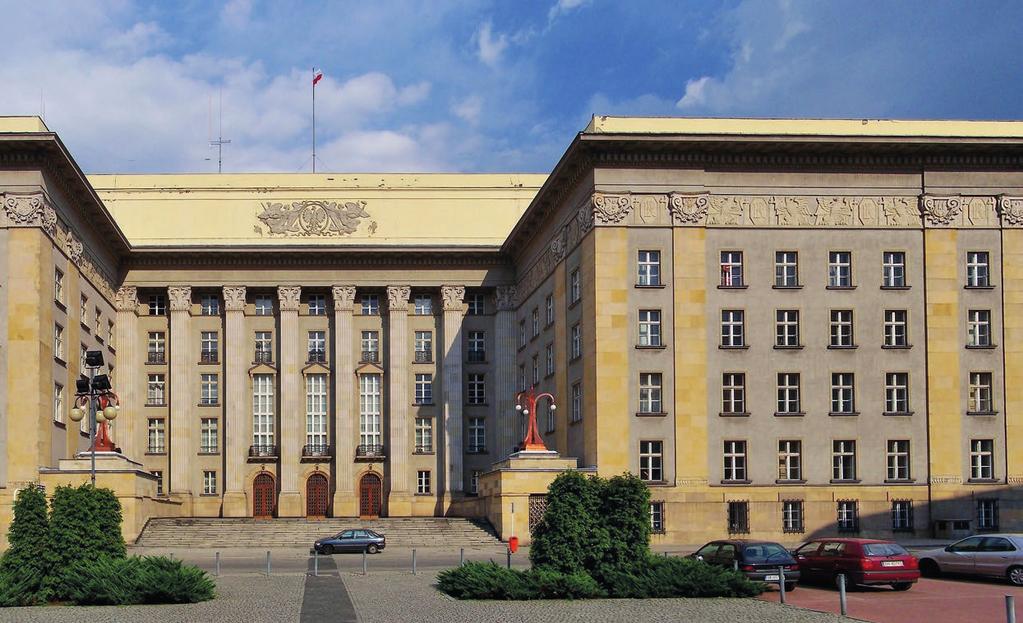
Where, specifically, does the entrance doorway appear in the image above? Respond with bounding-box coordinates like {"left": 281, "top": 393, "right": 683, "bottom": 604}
{"left": 359, "top": 472, "right": 382, "bottom": 518}
{"left": 253, "top": 472, "right": 275, "bottom": 518}
{"left": 306, "top": 473, "right": 329, "bottom": 517}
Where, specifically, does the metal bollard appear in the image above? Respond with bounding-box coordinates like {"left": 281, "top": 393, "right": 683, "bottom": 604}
{"left": 778, "top": 566, "right": 786, "bottom": 604}
{"left": 266, "top": 551, "right": 271, "bottom": 577}
{"left": 215, "top": 551, "right": 220, "bottom": 577}
{"left": 314, "top": 550, "right": 319, "bottom": 577}
{"left": 506, "top": 547, "right": 512, "bottom": 569}
{"left": 733, "top": 559, "right": 739, "bottom": 572}
{"left": 1008, "top": 595, "right": 1017, "bottom": 623}
{"left": 459, "top": 547, "right": 464, "bottom": 566}
{"left": 412, "top": 548, "right": 417, "bottom": 575}
{"left": 362, "top": 549, "right": 367, "bottom": 575}
{"left": 838, "top": 574, "right": 847, "bottom": 616}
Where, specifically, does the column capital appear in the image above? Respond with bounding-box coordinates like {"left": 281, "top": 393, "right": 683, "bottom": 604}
{"left": 168, "top": 286, "right": 192, "bottom": 312}
{"left": 387, "top": 285, "right": 411, "bottom": 311}
{"left": 277, "top": 285, "right": 302, "bottom": 312}
{"left": 114, "top": 286, "right": 138, "bottom": 312}
{"left": 495, "top": 285, "right": 517, "bottom": 311}
{"left": 441, "top": 285, "right": 465, "bottom": 311}
{"left": 223, "top": 286, "right": 247, "bottom": 312}
{"left": 332, "top": 285, "right": 357, "bottom": 311}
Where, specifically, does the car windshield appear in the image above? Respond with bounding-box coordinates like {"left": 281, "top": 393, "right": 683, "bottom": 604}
{"left": 863, "top": 543, "right": 908, "bottom": 556}
{"left": 743, "top": 543, "right": 791, "bottom": 563}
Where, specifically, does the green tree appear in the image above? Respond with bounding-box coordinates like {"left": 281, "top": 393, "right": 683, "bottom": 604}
{"left": 529, "top": 471, "right": 609, "bottom": 575}
{"left": 0, "top": 486, "right": 49, "bottom": 604}
{"left": 43, "top": 484, "right": 126, "bottom": 599}
{"left": 594, "top": 473, "right": 651, "bottom": 580}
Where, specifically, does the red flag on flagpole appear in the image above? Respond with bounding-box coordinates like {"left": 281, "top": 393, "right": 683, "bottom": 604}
{"left": 312, "top": 68, "right": 323, "bottom": 86}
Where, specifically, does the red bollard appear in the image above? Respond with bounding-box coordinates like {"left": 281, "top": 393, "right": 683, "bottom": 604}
{"left": 509, "top": 536, "right": 519, "bottom": 554}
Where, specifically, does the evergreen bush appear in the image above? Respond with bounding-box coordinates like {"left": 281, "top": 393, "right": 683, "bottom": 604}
{"left": 436, "top": 562, "right": 604, "bottom": 600}
{"left": 133, "top": 556, "right": 216, "bottom": 604}
{"left": 60, "top": 556, "right": 215, "bottom": 606}
{"left": 528, "top": 471, "right": 608, "bottom": 575}
{"left": 0, "top": 486, "right": 50, "bottom": 604}
{"left": 593, "top": 474, "right": 651, "bottom": 583}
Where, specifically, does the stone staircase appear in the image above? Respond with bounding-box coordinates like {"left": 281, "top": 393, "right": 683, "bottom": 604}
{"left": 135, "top": 516, "right": 502, "bottom": 548}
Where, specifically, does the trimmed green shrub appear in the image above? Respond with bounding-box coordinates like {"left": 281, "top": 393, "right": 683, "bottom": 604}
{"left": 601, "top": 556, "right": 764, "bottom": 599}
{"left": 593, "top": 474, "right": 650, "bottom": 583}
{"left": 525, "top": 568, "right": 605, "bottom": 600}
{"left": 62, "top": 556, "right": 142, "bottom": 605}
{"left": 60, "top": 556, "right": 215, "bottom": 606}
{"left": 437, "top": 562, "right": 604, "bottom": 600}
{"left": 529, "top": 471, "right": 608, "bottom": 575}
{"left": 133, "top": 556, "right": 216, "bottom": 604}
{"left": 0, "top": 570, "right": 42, "bottom": 607}
{"left": 0, "top": 486, "right": 50, "bottom": 604}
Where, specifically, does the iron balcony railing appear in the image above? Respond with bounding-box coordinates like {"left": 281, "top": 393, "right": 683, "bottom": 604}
{"left": 200, "top": 350, "right": 219, "bottom": 364}
{"left": 302, "top": 443, "right": 331, "bottom": 458}
{"left": 248, "top": 444, "right": 278, "bottom": 459}
{"left": 414, "top": 350, "right": 432, "bottom": 363}
{"left": 414, "top": 444, "right": 433, "bottom": 454}
{"left": 361, "top": 350, "right": 379, "bottom": 363}
{"left": 254, "top": 350, "right": 273, "bottom": 364}
{"left": 147, "top": 351, "right": 166, "bottom": 364}
{"left": 466, "top": 349, "right": 486, "bottom": 363}
{"left": 356, "top": 444, "right": 386, "bottom": 459}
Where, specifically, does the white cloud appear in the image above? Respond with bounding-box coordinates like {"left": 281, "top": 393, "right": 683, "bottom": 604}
{"left": 452, "top": 94, "right": 483, "bottom": 124}
{"left": 397, "top": 81, "right": 431, "bottom": 106}
{"left": 548, "top": 0, "right": 590, "bottom": 22}
{"left": 676, "top": 76, "right": 711, "bottom": 109}
{"left": 220, "top": 0, "right": 254, "bottom": 29}
{"left": 103, "top": 21, "right": 171, "bottom": 56}
{"left": 474, "top": 21, "right": 508, "bottom": 67}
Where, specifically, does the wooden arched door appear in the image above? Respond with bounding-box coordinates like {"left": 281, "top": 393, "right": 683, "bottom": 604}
{"left": 306, "top": 473, "right": 329, "bottom": 518}
{"left": 359, "top": 472, "right": 382, "bottom": 518}
{"left": 253, "top": 473, "right": 275, "bottom": 518}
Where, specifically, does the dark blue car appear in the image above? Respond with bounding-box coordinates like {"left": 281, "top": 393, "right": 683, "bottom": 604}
{"left": 312, "top": 529, "right": 386, "bottom": 554}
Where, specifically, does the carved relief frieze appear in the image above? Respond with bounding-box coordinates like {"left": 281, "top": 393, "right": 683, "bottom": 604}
{"left": 495, "top": 286, "right": 517, "bottom": 312}
{"left": 999, "top": 195, "right": 1023, "bottom": 227}
{"left": 1, "top": 191, "right": 57, "bottom": 234}
{"left": 114, "top": 286, "right": 138, "bottom": 313}
{"left": 590, "top": 193, "right": 633, "bottom": 224}
{"left": 921, "top": 195, "right": 998, "bottom": 228}
{"left": 331, "top": 285, "right": 357, "bottom": 311}
{"left": 168, "top": 286, "right": 192, "bottom": 312}
{"left": 386, "top": 285, "right": 411, "bottom": 311}
{"left": 704, "top": 194, "right": 921, "bottom": 228}
{"left": 222, "top": 286, "right": 247, "bottom": 312}
{"left": 441, "top": 285, "right": 466, "bottom": 311}
{"left": 920, "top": 195, "right": 963, "bottom": 226}
{"left": 257, "top": 200, "right": 370, "bottom": 237}
{"left": 277, "top": 286, "right": 302, "bottom": 312}
{"left": 668, "top": 193, "right": 709, "bottom": 225}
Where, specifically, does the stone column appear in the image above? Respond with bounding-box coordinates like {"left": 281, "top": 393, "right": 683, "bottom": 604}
{"left": 386, "top": 285, "right": 412, "bottom": 515}
{"left": 168, "top": 286, "right": 193, "bottom": 506}
{"left": 441, "top": 285, "right": 465, "bottom": 498}
{"left": 113, "top": 286, "right": 140, "bottom": 460}
{"left": 494, "top": 286, "right": 518, "bottom": 458}
{"left": 332, "top": 285, "right": 357, "bottom": 516}
{"left": 277, "top": 286, "right": 303, "bottom": 516}
{"left": 222, "top": 286, "right": 248, "bottom": 516}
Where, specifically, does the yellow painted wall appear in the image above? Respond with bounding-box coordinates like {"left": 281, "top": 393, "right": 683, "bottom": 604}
{"left": 673, "top": 228, "right": 708, "bottom": 484}
{"left": 1002, "top": 229, "right": 1023, "bottom": 482}
{"left": 924, "top": 229, "right": 962, "bottom": 480}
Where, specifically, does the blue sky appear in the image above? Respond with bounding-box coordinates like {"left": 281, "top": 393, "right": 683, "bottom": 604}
{"left": 0, "top": 0, "right": 1020, "bottom": 174}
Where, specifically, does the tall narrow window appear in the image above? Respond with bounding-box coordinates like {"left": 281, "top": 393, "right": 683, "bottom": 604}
{"left": 639, "top": 441, "right": 663, "bottom": 482}
{"left": 467, "top": 330, "right": 485, "bottom": 363}
{"left": 828, "top": 251, "right": 852, "bottom": 287}
{"left": 414, "top": 331, "right": 432, "bottom": 363}
{"left": 147, "top": 331, "right": 166, "bottom": 363}
{"left": 152, "top": 471, "right": 164, "bottom": 496}
{"left": 778, "top": 440, "right": 801, "bottom": 481}
{"left": 884, "top": 310, "right": 908, "bottom": 347}
{"left": 638, "top": 310, "right": 662, "bottom": 347}
{"left": 200, "top": 418, "right": 218, "bottom": 453}
{"left": 308, "top": 331, "right": 326, "bottom": 363}
{"left": 467, "top": 373, "right": 486, "bottom": 405}
{"left": 885, "top": 372, "right": 910, "bottom": 414}
{"left": 571, "top": 382, "right": 582, "bottom": 422}
{"left": 147, "top": 418, "right": 166, "bottom": 453}
{"left": 252, "top": 374, "right": 275, "bottom": 450}
{"left": 777, "top": 373, "right": 801, "bottom": 414}
{"left": 892, "top": 500, "right": 913, "bottom": 531}
{"left": 531, "top": 355, "right": 539, "bottom": 385}
{"left": 720, "top": 310, "right": 745, "bottom": 347}
{"left": 882, "top": 251, "right": 906, "bottom": 287}
{"left": 255, "top": 331, "right": 273, "bottom": 363}
{"left": 80, "top": 295, "right": 89, "bottom": 325}
{"left": 200, "top": 373, "right": 218, "bottom": 405}
{"left": 53, "top": 383, "right": 64, "bottom": 423}
{"left": 649, "top": 501, "right": 665, "bottom": 533}
{"left": 832, "top": 440, "right": 857, "bottom": 481}
{"left": 54, "top": 268, "right": 64, "bottom": 303}
{"left": 720, "top": 251, "right": 744, "bottom": 287}
{"left": 968, "top": 372, "right": 994, "bottom": 414}
{"left": 415, "top": 417, "right": 433, "bottom": 452}
{"left": 966, "top": 251, "right": 990, "bottom": 287}
{"left": 306, "top": 374, "right": 327, "bottom": 449}
{"left": 830, "top": 372, "right": 855, "bottom": 414}
{"left": 721, "top": 373, "right": 746, "bottom": 415}
{"left": 728, "top": 501, "right": 749, "bottom": 534}
{"left": 147, "top": 374, "right": 166, "bottom": 405}
{"left": 829, "top": 310, "right": 854, "bottom": 347}
{"left": 886, "top": 440, "right": 910, "bottom": 480}
{"left": 967, "top": 310, "right": 992, "bottom": 347}
{"left": 519, "top": 320, "right": 526, "bottom": 348}
{"left": 782, "top": 500, "right": 804, "bottom": 533}
{"left": 970, "top": 439, "right": 994, "bottom": 479}
{"left": 775, "top": 310, "right": 800, "bottom": 347}
{"left": 200, "top": 331, "right": 219, "bottom": 363}
{"left": 360, "top": 374, "right": 382, "bottom": 448}
{"left": 723, "top": 441, "right": 747, "bottom": 482}
{"left": 638, "top": 373, "right": 663, "bottom": 414}
{"left": 544, "top": 294, "right": 554, "bottom": 326}
{"left": 637, "top": 250, "right": 661, "bottom": 286}
{"left": 203, "top": 470, "right": 217, "bottom": 495}
{"left": 545, "top": 344, "right": 554, "bottom": 376}
{"left": 775, "top": 251, "right": 798, "bottom": 287}
{"left": 54, "top": 324, "right": 64, "bottom": 360}
{"left": 468, "top": 417, "right": 486, "bottom": 453}
{"left": 415, "top": 373, "right": 433, "bottom": 404}
{"left": 361, "top": 330, "right": 379, "bottom": 362}
{"left": 531, "top": 308, "right": 540, "bottom": 338}
{"left": 570, "top": 324, "right": 582, "bottom": 359}
{"left": 569, "top": 269, "right": 581, "bottom": 303}
{"left": 417, "top": 471, "right": 431, "bottom": 494}
{"left": 308, "top": 294, "right": 327, "bottom": 316}
{"left": 837, "top": 500, "right": 859, "bottom": 532}
{"left": 977, "top": 499, "right": 999, "bottom": 530}
{"left": 470, "top": 470, "right": 482, "bottom": 495}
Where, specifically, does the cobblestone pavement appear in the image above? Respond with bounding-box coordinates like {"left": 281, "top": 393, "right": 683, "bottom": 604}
{"left": 343, "top": 571, "right": 849, "bottom": 623}
{"left": 0, "top": 576, "right": 305, "bottom": 623}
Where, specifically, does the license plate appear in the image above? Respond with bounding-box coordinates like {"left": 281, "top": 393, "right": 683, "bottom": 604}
{"left": 764, "top": 574, "right": 780, "bottom": 581}
{"left": 881, "top": 561, "right": 904, "bottom": 567}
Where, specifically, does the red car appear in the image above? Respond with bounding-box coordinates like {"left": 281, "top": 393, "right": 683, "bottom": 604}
{"left": 794, "top": 538, "right": 920, "bottom": 590}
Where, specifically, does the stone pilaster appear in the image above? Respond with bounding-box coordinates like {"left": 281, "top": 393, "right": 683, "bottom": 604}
{"left": 113, "top": 286, "right": 139, "bottom": 460}
{"left": 167, "top": 286, "right": 193, "bottom": 505}
{"left": 222, "top": 286, "right": 248, "bottom": 516}
{"left": 387, "top": 285, "right": 411, "bottom": 515}
{"left": 277, "top": 286, "right": 303, "bottom": 516}
{"left": 331, "top": 285, "right": 357, "bottom": 516}
{"left": 494, "top": 286, "right": 518, "bottom": 458}
{"left": 441, "top": 285, "right": 465, "bottom": 497}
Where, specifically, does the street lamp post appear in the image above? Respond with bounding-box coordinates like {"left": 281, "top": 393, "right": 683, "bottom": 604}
{"left": 515, "top": 386, "right": 556, "bottom": 452}
{"left": 68, "top": 350, "right": 120, "bottom": 486}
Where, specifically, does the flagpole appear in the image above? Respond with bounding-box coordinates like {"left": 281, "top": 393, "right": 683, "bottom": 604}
{"left": 312, "top": 67, "right": 316, "bottom": 173}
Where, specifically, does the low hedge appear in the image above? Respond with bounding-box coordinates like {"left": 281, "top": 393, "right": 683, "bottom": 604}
{"left": 437, "top": 562, "right": 604, "bottom": 600}
{"left": 57, "top": 556, "right": 215, "bottom": 606}
{"left": 600, "top": 556, "right": 764, "bottom": 599}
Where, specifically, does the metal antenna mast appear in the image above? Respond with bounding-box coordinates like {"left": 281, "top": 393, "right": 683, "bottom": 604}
{"left": 209, "top": 88, "right": 231, "bottom": 173}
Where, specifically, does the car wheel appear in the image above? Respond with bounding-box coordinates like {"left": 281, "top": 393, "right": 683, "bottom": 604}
{"left": 834, "top": 574, "right": 855, "bottom": 591}
{"left": 891, "top": 582, "right": 913, "bottom": 591}
{"left": 919, "top": 559, "right": 940, "bottom": 578}
{"left": 1008, "top": 566, "right": 1023, "bottom": 587}
{"left": 784, "top": 582, "right": 797, "bottom": 592}
{"left": 367, "top": 544, "right": 379, "bottom": 555}
{"left": 324, "top": 545, "right": 335, "bottom": 555}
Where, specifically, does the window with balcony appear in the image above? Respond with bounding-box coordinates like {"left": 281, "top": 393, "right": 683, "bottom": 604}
{"left": 720, "top": 251, "right": 743, "bottom": 287}
{"left": 882, "top": 251, "right": 906, "bottom": 287}
{"left": 361, "top": 330, "right": 379, "bottom": 362}
{"left": 200, "top": 331, "right": 219, "bottom": 363}
{"left": 415, "top": 417, "right": 433, "bottom": 453}
{"left": 832, "top": 440, "right": 857, "bottom": 481}
{"left": 639, "top": 440, "right": 663, "bottom": 482}
{"left": 200, "top": 373, "right": 218, "bottom": 405}
{"left": 360, "top": 374, "right": 382, "bottom": 451}
{"left": 775, "top": 251, "right": 799, "bottom": 287}
{"left": 828, "top": 251, "right": 853, "bottom": 287}
{"left": 307, "top": 331, "right": 326, "bottom": 363}
{"left": 252, "top": 374, "right": 275, "bottom": 453}
{"left": 467, "top": 330, "right": 485, "bottom": 363}
{"left": 637, "top": 250, "right": 661, "bottom": 286}
{"left": 414, "top": 331, "right": 432, "bottom": 363}
{"left": 414, "top": 373, "right": 433, "bottom": 404}
{"left": 468, "top": 417, "right": 486, "bottom": 453}
{"left": 638, "top": 309, "right": 662, "bottom": 347}
{"left": 467, "top": 373, "right": 486, "bottom": 405}
{"left": 147, "top": 374, "right": 165, "bottom": 405}
{"left": 306, "top": 374, "right": 327, "bottom": 453}
{"left": 254, "top": 331, "right": 273, "bottom": 363}
{"left": 778, "top": 440, "right": 801, "bottom": 481}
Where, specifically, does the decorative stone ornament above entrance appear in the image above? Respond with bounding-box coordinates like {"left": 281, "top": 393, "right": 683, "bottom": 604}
{"left": 257, "top": 200, "right": 371, "bottom": 236}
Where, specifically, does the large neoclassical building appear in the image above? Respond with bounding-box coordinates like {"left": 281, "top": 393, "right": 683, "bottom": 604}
{"left": 1, "top": 115, "right": 1021, "bottom": 545}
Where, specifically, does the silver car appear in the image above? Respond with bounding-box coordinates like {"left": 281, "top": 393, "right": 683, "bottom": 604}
{"left": 918, "top": 534, "right": 1023, "bottom": 586}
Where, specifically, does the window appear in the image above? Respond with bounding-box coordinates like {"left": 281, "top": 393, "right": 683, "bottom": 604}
{"left": 200, "top": 373, "right": 218, "bottom": 405}
{"left": 54, "top": 324, "right": 64, "bottom": 360}
{"left": 775, "top": 251, "right": 799, "bottom": 287}
{"left": 255, "top": 331, "right": 273, "bottom": 363}
{"left": 778, "top": 440, "right": 802, "bottom": 481}
{"left": 415, "top": 373, "right": 433, "bottom": 404}
{"left": 468, "top": 373, "right": 486, "bottom": 405}
{"left": 882, "top": 251, "right": 906, "bottom": 287}
{"left": 723, "top": 440, "right": 747, "bottom": 482}
{"left": 147, "top": 418, "right": 165, "bottom": 453}
{"left": 966, "top": 251, "right": 990, "bottom": 287}
{"left": 720, "top": 310, "right": 745, "bottom": 347}
{"left": 970, "top": 439, "right": 994, "bottom": 480}
{"left": 531, "top": 308, "right": 540, "bottom": 337}
{"left": 569, "top": 269, "right": 581, "bottom": 303}
{"left": 53, "top": 383, "right": 64, "bottom": 423}
{"left": 832, "top": 440, "right": 857, "bottom": 481}
{"left": 148, "top": 294, "right": 166, "bottom": 316}
{"left": 200, "top": 331, "right": 219, "bottom": 363}
{"left": 977, "top": 499, "right": 999, "bottom": 530}
{"left": 80, "top": 344, "right": 88, "bottom": 371}
{"left": 308, "top": 331, "right": 326, "bottom": 363}
{"left": 720, "top": 251, "right": 743, "bottom": 287}
{"left": 830, "top": 372, "right": 855, "bottom": 414}
{"left": 415, "top": 417, "right": 433, "bottom": 452}
{"left": 721, "top": 373, "right": 746, "bottom": 415}
{"left": 638, "top": 310, "right": 662, "bottom": 347}
{"left": 200, "top": 418, "right": 218, "bottom": 453}
{"left": 637, "top": 250, "right": 661, "bottom": 286}
{"left": 885, "top": 372, "right": 910, "bottom": 414}
{"left": 467, "top": 293, "right": 485, "bottom": 315}
{"left": 887, "top": 440, "right": 910, "bottom": 480}
{"left": 884, "top": 310, "right": 908, "bottom": 347}
{"left": 54, "top": 268, "right": 64, "bottom": 303}
{"left": 147, "top": 374, "right": 166, "bottom": 405}
{"left": 410, "top": 331, "right": 431, "bottom": 364}
{"left": 649, "top": 501, "right": 665, "bottom": 533}
{"left": 467, "top": 330, "right": 485, "bottom": 362}
{"left": 308, "top": 294, "right": 326, "bottom": 316}
{"left": 255, "top": 295, "right": 273, "bottom": 315}
{"left": 361, "top": 294, "right": 379, "bottom": 315}
{"left": 93, "top": 307, "right": 102, "bottom": 337}
{"left": 544, "top": 401, "right": 555, "bottom": 433}
{"left": 782, "top": 500, "right": 804, "bottom": 533}
{"left": 545, "top": 344, "right": 554, "bottom": 376}
{"left": 777, "top": 373, "right": 801, "bottom": 414}
{"left": 361, "top": 330, "right": 379, "bottom": 362}
{"left": 417, "top": 470, "right": 431, "bottom": 494}
{"left": 639, "top": 373, "right": 663, "bottom": 414}
{"left": 252, "top": 374, "right": 275, "bottom": 447}
{"left": 203, "top": 470, "right": 217, "bottom": 495}
{"left": 152, "top": 470, "right": 164, "bottom": 496}
{"left": 775, "top": 310, "right": 800, "bottom": 347}
{"left": 200, "top": 294, "right": 220, "bottom": 315}
{"left": 107, "top": 320, "right": 114, "bottom": 345}
{"left": 80, "top": 295, "right": 89, "bottom": 325}
{"left": 639, "top": 440, "right": 663, "bottom": 482}
{"left": 413, "top": 295, "right": 433, "bottom": 315}
{"left": 359, "top": 374, "right": 381, "bottom": 447}
{"left": 468, "top": 417, "right": 486, "bottom": 453}
{"left": 830, "top": 310, "right": 854, "bottom": 347}
{"left": 519, "top": 320, "right": 526, "bottom": 348}
{"left": 545, "top": 294, "right": 554, "bottom": 326}
{"left": 531, "top": 355, "right": 539, "bottom": 386}
{"left": 518, "top": 365, "right": 526, "bottom": 392}
{"left": 967, "top": 310, "right": 992, "bottom": 347}
{"left": 968, "top": 372, "right": 994, "bottom": 413}
{"left": 828, "top": 251, "right": 852, "bottom": 287}
{"left": 470, "top": 470, "right": 482, "bottom": 495}
{"left": 892, "top": 500, "right": 914, "bottom": 531}
{"left": 570, "top": 324, "right": 582, "bottom": 359}
{"left": 306, "top": 374, "right": 327, "bottom": 448}
{"left": 728, "top": 501, "right": 749, "bottom": 534}
{"left": 837, "top": 500, "right": 859, "bottom": 532}
{"left": 147, "top": 331, "right": 166, "bottom": 363}
{"left": 571, "top": 382, "right": 582, "bottom": 422}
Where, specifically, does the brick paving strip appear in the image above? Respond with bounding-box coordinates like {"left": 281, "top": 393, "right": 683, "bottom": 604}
{"left": 301, "top": 555, "right": 358, "bottom": 623}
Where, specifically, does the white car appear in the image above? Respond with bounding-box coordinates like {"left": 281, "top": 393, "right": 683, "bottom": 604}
{"left": 917, "top": 534, "right": 1023, "bottom": 586}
